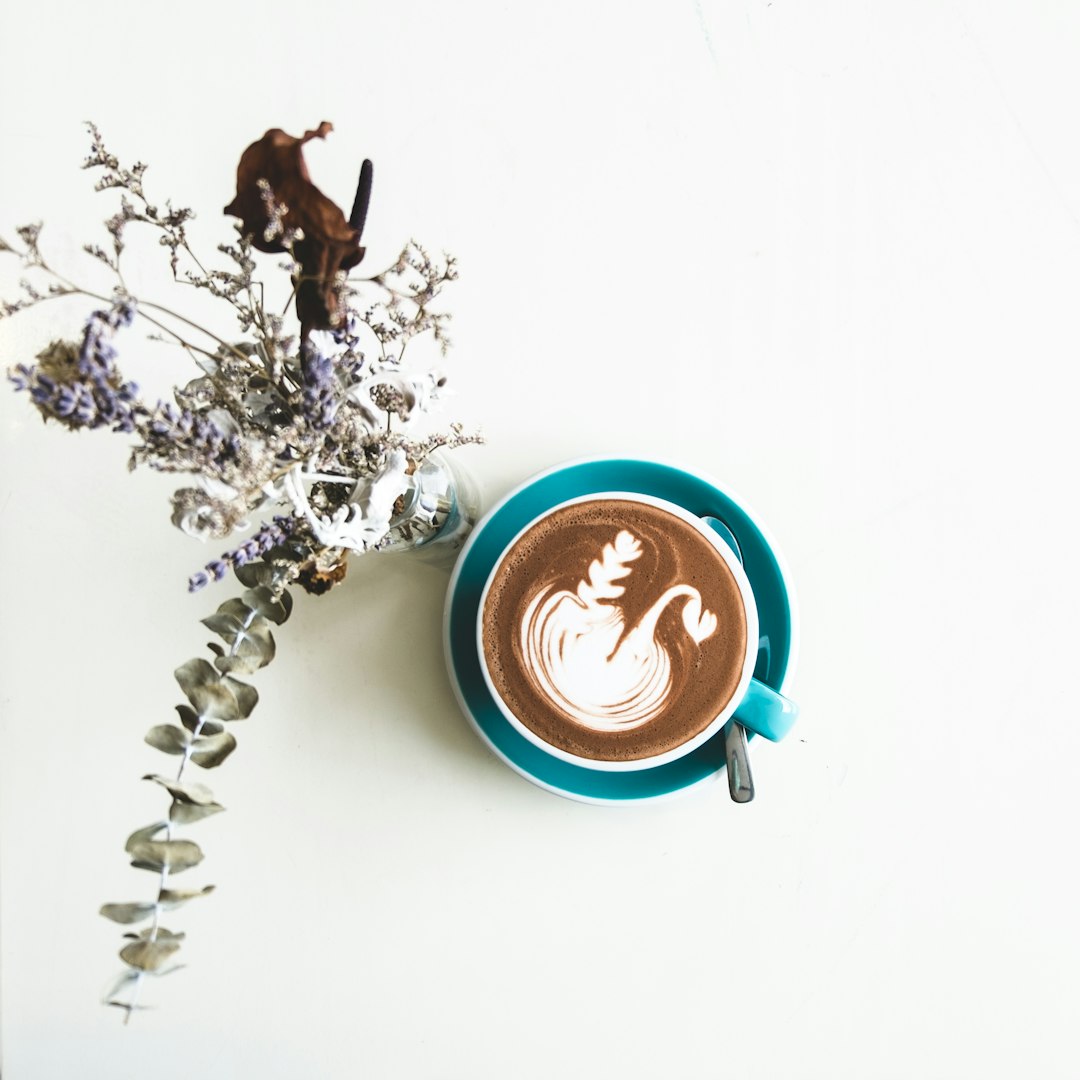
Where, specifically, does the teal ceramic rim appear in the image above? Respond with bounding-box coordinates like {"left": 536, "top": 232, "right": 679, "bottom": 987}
{"left": 442, "top": 457, "right": 799, "bottom": 803}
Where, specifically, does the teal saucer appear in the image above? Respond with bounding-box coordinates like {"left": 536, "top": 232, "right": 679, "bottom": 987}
{"left": 443, "top": 458, "right": 798, "bottom": 803}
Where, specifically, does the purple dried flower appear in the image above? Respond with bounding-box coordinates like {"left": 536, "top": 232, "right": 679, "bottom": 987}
{"left": 7, "top": 300, "right": 143, "bottom": 432}
{"left": 143, "top": 402, "right": 241, "bottom": 472}
{"left": 187, "top": 515, "right": 296, "bottom": 591}
{"left": 299, "top": 338, "right": 340, "bottom": 430}
{"left": 188, "top": 571, "right": 210, "bottom": 593}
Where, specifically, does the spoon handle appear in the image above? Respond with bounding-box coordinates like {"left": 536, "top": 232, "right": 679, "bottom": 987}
{"left": 723, "top": 720, "right": 755, "bottom": 803}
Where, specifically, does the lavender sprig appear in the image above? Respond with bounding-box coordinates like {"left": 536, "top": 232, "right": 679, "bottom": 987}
{"left": 8, "top": 298, "right": 144, "bottom": 432}
{"left": 188, "top": 515, "right": 297, "bottom": 592}
{"left": 298, "top": 336, "right": 341, "bottom": 431}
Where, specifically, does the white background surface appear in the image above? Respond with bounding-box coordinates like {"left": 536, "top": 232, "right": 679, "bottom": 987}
{"left": 1, "top": 2, "right": 1078, "bottom": 1077}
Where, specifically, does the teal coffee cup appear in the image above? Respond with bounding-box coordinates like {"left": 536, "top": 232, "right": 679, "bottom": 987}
{"left": 476, "top": 490, "right": 797, "bottom": 772}
{"left": 444, "top": 457, "right": 799, "bottom": 802}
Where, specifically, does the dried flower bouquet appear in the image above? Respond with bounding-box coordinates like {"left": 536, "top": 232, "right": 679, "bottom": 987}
{"left": 2, "top": 122, "right": 479, "bottom": 1019}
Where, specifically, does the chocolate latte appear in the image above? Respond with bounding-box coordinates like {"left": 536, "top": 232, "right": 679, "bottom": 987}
{"left": 481, "top": 497, "right": 749, "bottom": 763}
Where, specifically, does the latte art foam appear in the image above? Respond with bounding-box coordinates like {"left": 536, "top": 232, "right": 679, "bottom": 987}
{"left": 521, "top": 529, "right": 719, "bottom": 732}
{"left": 482, "top": 498, "right": 749, "bottom": 762}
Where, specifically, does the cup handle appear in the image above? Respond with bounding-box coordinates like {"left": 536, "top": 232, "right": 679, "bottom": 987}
{"left": 734, "top": 679, "right": 798, "bottom": 742}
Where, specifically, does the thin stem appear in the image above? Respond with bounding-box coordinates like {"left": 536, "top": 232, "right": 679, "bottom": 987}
{"left": 32, "top": 258, "right": 253, "bottom": 365}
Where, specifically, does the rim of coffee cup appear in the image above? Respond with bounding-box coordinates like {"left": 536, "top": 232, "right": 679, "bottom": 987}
{"left": 475, "top": 490, "right": 761, "bottom": 773}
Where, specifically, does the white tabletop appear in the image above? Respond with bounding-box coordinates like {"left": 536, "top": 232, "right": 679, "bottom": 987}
{"left": 1, "top": 3, "right": 1078, "bottom": 1077}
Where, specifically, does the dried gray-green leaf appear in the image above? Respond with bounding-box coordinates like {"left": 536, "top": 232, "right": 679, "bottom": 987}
{"left": 213, "top": 650, "right": 265, "bottom": 676}
{"left": 158, "top": 884, "right": 215, "bottom": 909}
{"left": 212, "top": 633, "right": 277, "bottom": 675}
{"left": 124, "top": 821, "right": 167, "bottom": 854}
{"left": 128, "top": 838, "right": 204, "bottom": 873}
{"left": 224, "top": 626, "right": 274, "bottom": 665}
{"left": 175, "top": 704, "right": 225, "bottom": 736}
{"left": 186, "top": 681, "right": 243, "bottom": 720}
{"left": 243, "top": 585, "right": 290, "bottom": 625}
{"left": 201, "top": 610, "right": 248, "bottom": 640}
{"left": 125, "top": 926, "right": 185, "bottom": 942}
{"left": 100, "top": 901, "right": 157, "bottom": 925}
{"left": 145, "top": 724, "right": 191, "bottom": 754}
{"left": 201, "top": 614, "right": 234, "bottom": 641}
{"left": 234, "top": 561, "right": 274, "bottom": 589}
{"left": 142, "top": 774, "right": 216, "bottom": 805}
{"left": 224, "top": 676, "right": 258, "bottom": 718}
{"left": 142, "top": 774, "right": 225, "bottom": 820}
{"left": 207, "top": 641, "right": 225, "bottom": 659}
{"left": 202, "top": 607, "right": 274, "bottom": 669}
{"left": 175, "top": 657, "right": 220, "bottom": 695}
{"left": 120, "top": 937, "right": 182, "bottom": 972}
{"left": 217, "top": 597, "right": 255, "bottom": 623}
{"left": 170, "top": 799, "right": 224, "bottom": 824}
{"left": 189, "top": 730, "right": 238, "bottom": 769}
{"left": 277, "top": 588, "right": 294, "bottom": 621}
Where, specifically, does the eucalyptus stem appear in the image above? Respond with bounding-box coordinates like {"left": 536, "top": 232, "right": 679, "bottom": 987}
{"left": 105, "top": 566, "right": 294, "bottom": 1021}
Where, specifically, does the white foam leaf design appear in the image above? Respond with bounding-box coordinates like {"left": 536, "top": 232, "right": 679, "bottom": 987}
{"left": 522, "top": 529, "right": 719, "bottom": 733}
{"left": 575, "top": 530, "right": 642, "bottom": 607}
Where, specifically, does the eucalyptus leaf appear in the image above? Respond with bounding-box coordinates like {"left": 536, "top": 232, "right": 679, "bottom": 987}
{"left": 202, "top": 611, "right": 243, "bottom": 639}
{"left": 124, "top": 821, "right": 167, "bottom": 854}
{"left": 243, "top": 586, "right": 290, "bottom": 625}
{"left": 125, "top": 926, "right": 185, "bottom": 942}
{"left": 142, "top": 774, "right": 216, "bottom": 805}
{"left": 175, "top": 657, "right": 221, "bottom": 695}
{"left": 213, "top": 650, "right": 265, "bottom": 676}
{"left": 278, "top": 588, "right": 294, "bottom": 621}
{"left": 206, "top": 641, "right": 225, "bottom": 658}
{"left": 202, "top": 611, "right": 274, "bottom": 670}
{"left": 218, "top": 597, "right": 255, "bottom": 623}
{"left": 204, "top": 603, "right": 274, "bottom": 644}
{"left": 224, "top": 677, "right": 258, "bottom": 718}
{"left": 128, "top": 838, "right": 204, "bottom": 873}
{"left": 158, "top": 884, "right": 215, "bottom": 909}
{"left": 142, "top": 774, "right": 225, "bottom": 820}
{"left": 189, "top": 730, "right": 238, "bottom": 769}
{"left": 120, "top": 937, "right": 182, "bottom": 972}
{"left": 170, "top": 799, "right": 225, "bottom": 824}
{"left": 144, "top": 724, "right": 191, "bottom": 754}
{"left": 100, "top": 901, "right": 157, "bottom": 925}
{"left": 234, "top": 561, "right": 273, "bottom": 590}
{"left": 175, "top": 705, "right": 225, "bottom": 737}
{"left": 186, "top": 681, "right": 243, "bottom": 721}
{"left": 222, "top": 636, "right": 273, "bottom": 675}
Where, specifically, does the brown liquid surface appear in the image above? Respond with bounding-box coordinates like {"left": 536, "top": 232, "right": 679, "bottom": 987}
{"left": 481, "top": 498, "right": 747, "bottom": 761}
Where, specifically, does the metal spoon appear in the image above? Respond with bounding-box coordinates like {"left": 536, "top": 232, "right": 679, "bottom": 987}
{"left": 723, "top": 718, "right": 754, "bottom": 803}
{"left": 703, "top": 516, "right": 755, "bottom": 804}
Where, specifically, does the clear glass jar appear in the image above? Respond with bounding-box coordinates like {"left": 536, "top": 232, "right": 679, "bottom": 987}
{"left": 380, "top": 452, "right": 480, "bottom": 566}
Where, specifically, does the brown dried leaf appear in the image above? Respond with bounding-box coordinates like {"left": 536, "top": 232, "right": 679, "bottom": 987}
{"left": 223, "top": 122, "right": 365, "bottom": 338}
